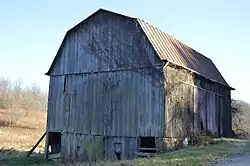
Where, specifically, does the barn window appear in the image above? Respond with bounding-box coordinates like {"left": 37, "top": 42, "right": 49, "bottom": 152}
{"left": 48, "top": 132, "right": 61, "bottom": 158}
{"left": 139, "top": 137, "right": 156, "bottom": 153}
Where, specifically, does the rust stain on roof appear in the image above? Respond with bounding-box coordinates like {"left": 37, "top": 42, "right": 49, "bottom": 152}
{"left": 137, "top": 19, "right": 231, "bottom": 88}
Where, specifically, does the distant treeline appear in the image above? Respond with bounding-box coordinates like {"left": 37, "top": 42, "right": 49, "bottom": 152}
{"left": 0, "top": 77, "right": 47, "bottom": 112}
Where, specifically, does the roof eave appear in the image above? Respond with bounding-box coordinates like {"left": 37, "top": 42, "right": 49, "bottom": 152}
{"left": 229, "top": 86, "right": 236, "bottom": 91}
{"left": 166, "top": 61, "right": 235, "bottom": 90}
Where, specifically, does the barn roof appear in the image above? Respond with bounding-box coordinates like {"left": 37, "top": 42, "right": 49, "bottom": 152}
{"left": 137, "top": 19, "right": 234, "bottom": 89}
{"left": 46, "top": 8, "right": 234, "bottom": 90}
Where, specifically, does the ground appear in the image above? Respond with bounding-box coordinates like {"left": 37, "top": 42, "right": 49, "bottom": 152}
{"left": 1, "top": 109, "right": 250, "bottom": 166}
{"left": 212, "top": 156, "right": 250, "bottom": 166}
{"left": 0, "top": 109, "right": 46, "bottom": 157}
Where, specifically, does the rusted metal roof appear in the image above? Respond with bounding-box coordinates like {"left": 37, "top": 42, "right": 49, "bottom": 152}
{"left": 137, "top": 19, "right": 232, "bottom": 89}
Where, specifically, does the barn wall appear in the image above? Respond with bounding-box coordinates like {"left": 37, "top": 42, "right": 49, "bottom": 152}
{"left": 103, "top": 136, "right": 138, "bottom": 160}
{"left": 46, "top": 10, "right": 166, "bottom": 161}
{"left": 60, "top": 133, "right": 138, "bottom": 161}
{"left": 47, "top": 67, "right": 164, "bottom": 137}
{"left": 47, "top": 66, "right": 164, "bottom": 161}
{"left": 164, "top": 64, "right": 232, "bottom": 138}
{"left": 194, "top": 75, "right": 232, "bottom": 137}
{"left": 46, "top": 76, "right": 64, "bottom": 132}
{"left": 61, "top": 133, "right": 104, "bottom": 161}
{"left": 50, "top": 10, "right": 161, "bottom": 76}
{"left": 164, "top": 65, "right": 194, "bottom": 138}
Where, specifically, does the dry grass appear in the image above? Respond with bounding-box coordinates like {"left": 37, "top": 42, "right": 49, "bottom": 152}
{"left": 0, "top": 108, "right": 46, "bottom": 157}
{"left": 1, "top": 109, "right": 250, "bottom": 166}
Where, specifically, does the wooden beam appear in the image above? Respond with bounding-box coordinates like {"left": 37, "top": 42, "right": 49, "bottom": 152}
{"left": 180, "top": 81, "right": 224, "bottom": 97}
{"left": 50, "top": 63, "right": 164, "bottom": 77}
{"left": 139, "top": 148, "right": 157, "bottom": 151}
{"left": 27, "top": 132, "right": 46, "bottom": 157}
{"left": 48, "top": 153, "right": 61, "bottom": 160}
{"left": 134, "top": 152, "right": 156, "bottom": 157}
{"left": 44, "top": 131, "right": 49, "bottom": 159}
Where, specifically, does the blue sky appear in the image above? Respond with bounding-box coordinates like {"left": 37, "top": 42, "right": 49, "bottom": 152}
{"left": 0, "top": 1, "right": 249, "bottom": 102}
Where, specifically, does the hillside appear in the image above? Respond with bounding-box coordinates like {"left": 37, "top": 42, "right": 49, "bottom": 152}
{"left": 0, "top": 77, "right": 48, "bottom": 157}
{"left": 0, "top": 108, "right": 46, "bottom": 157}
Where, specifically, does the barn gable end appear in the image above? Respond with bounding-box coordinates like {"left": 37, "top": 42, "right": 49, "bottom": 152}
{"left": 45, "top": 9, "right": 165, "bottom": 161}
{"left": 47, "top": 9, "right": 162, "bottom": 76}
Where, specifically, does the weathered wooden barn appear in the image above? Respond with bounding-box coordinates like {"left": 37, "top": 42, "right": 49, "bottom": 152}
{"left": 45, "top": 8, "right": 234, "bottom": 161}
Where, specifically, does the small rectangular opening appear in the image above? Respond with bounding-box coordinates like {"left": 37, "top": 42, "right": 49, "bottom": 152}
{"left": 63, "top": 76, "right": 66, "bottom": 92}
{"left": 139, "top": 137, "right": 156, "bottom": 153}
{"left": 114, "top": 142, "right": 122, "bottom": 160}
{"left": 201, "top": 120, "right": 204, "bottom": 131}
{"left": 115, "top": 152, "right": 121, "bottom": 160}
{"left": 48, "top": 132, "right": 61, "bottom": 155}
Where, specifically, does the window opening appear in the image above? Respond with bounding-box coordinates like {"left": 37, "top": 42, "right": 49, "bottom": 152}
{"left": 48, "top": 132, "right": 61, "bottom": 155}
{"left": 139, "top": 137, "right": 156, "bottom": 153}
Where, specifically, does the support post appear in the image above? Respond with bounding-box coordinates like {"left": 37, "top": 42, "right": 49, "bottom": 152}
{"left": 27, "top": 132, "right": 46, "bottom": 157}
{"left": 44, "top": 131, "right": 49, "bottom": 159}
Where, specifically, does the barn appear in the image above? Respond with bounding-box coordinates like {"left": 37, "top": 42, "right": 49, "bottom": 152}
{"left": 44, "top": 8, "right": 234, "bottom": 161}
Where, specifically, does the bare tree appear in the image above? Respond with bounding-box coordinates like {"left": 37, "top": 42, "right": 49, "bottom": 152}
{"left": 0, "top": 77, "right": 48, "bottom": 112}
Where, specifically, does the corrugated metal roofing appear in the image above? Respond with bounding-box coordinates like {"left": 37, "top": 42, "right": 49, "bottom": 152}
{"left": 137, "top": 19, "right": 231, "bottom": 88}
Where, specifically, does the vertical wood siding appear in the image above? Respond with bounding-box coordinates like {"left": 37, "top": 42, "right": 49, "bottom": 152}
{"left": 104, "top": 136, "right": 138, "bottom": 160}
{"left": 48, "top": 68, "right": 164, "bottom": 137}
{"left": 164, "top": 64, "right": 232, "bottom": 138}
{"left": 61, "top": 133, "right": 104, "bottom": 161}
{"left": 47, "top": 76, "right": 65, "bottom": 132}
{"left": 50, "top": 10, "right": 161, "bottom": 76}
{"left": 61, "top": 134, "right": 138, "bottom": 161}
{"left": 47, "top": 67, "right": 164, "bottom": 161}
{"left": 46, "top": 10, "right": 165, "bottom": 161}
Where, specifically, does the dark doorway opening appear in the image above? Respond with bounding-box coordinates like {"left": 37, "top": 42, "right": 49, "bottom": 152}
{"left": 115, "top": 152, "right": 121, "bottom": 160}
{"left": 201, "top": 120, "right": 204, "bottom": 131}
{"left": 139, "top": 137, "right": 156, "bottom": 153}
{"left": 114, "top": 142, "right": 122, "bottom": 160}
{"left": 48, "top": 132, "right": 61, "bottom": 155}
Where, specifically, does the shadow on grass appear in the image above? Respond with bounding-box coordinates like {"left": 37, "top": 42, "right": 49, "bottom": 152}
{"left": 0, "top": 148, "right": 56, "bottom": 166}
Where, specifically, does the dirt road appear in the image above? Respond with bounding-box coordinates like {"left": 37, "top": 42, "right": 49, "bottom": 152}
{"left": 212, "top": 156, "right": 250, "bottom": 166}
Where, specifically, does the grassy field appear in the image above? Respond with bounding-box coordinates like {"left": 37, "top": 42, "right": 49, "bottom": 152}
{"left": 0, "top": 109, "right": 46, "bottom": 158}
{"left": 1, "top": 109, "right": 250, "bottom": 166}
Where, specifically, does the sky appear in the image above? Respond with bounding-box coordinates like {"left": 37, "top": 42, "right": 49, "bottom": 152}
{"left": 0, "top": 0, "right": 249, "bottom": 102}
